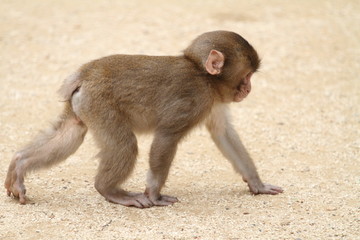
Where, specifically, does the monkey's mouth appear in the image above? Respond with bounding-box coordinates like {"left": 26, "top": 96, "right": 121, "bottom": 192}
{"left": 233, "top": 84, "right": 247, "bottom": 102}
{"left": 234, "top": 91, "right": 244, "bottom": 102}
{"left": 235, "top": 84, "right": 245, "bottom": 95}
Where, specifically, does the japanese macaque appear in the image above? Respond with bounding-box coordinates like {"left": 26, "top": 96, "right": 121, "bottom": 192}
{"left": 5, "top": 31, "right": 283, "bottom": 208}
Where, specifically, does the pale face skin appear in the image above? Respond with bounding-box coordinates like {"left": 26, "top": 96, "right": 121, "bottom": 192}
{"left": 234, "top": 71, "right": 253, "bottom": 102}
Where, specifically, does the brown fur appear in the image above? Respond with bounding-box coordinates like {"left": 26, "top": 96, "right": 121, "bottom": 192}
{"left": 5, "top": 31, "right": 282, "bottom": 207}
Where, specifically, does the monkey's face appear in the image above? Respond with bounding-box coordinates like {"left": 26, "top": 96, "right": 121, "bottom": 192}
{"left": 233, "top": 72, "right": 252, "bottom": 102}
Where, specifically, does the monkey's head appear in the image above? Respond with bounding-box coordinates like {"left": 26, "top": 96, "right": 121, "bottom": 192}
{"left": 184, "top": 31, "right": 261, "bottom": 103}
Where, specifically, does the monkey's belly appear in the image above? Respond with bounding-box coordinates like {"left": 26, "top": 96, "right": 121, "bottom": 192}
{"left": 128, "top": 108, "right": 157, "bottom": 133}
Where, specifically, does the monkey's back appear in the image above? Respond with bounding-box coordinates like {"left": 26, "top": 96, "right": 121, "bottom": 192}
{"left": 73, "top": 54, "right": 214, "bottom": 134}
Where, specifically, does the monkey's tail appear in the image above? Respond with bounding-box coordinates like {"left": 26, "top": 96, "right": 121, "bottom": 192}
{"left": 58, "top": 71, "right": 82, "bottom": 102}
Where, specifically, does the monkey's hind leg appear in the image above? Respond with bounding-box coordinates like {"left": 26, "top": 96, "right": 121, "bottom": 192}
{"left": 93, "top": 126, "right": 153, "bottom": 208}
{"left": 5, "top": 103, "right": 87, "bottom": 204}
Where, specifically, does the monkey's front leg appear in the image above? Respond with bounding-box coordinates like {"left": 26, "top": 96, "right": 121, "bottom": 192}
{"left": 145, "top": 132, "right": 180, "bottom": 206}
{"left": 214, "top": 132, "right": 283, "bottom": 195}
{"left": 206, "top": 106, "right": 283, "bottom": 195}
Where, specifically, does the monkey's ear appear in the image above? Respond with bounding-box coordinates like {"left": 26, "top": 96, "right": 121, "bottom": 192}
{"left": 205, "top": 50, "right": 225, "bottom": 75}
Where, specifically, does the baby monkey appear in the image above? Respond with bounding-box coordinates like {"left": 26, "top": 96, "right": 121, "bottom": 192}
{"left": 5, "top": 31, "right": 283, "bottom": 208}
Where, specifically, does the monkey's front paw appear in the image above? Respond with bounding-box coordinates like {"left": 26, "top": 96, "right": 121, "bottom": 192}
{"left": 249, "top": 183, "right": 283, "bottom": 195}
{"left": 148, "top": 194, "right": 179, "bottom": 207}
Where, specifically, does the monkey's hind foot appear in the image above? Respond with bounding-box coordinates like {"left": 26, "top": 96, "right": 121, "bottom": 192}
{"left": 4, "top": 154, "right": 28, "bottom": 204}
{"left": 5, "top": 180, "right": 27, "bottom": 204}
{"left": 99, "top": 189, "right": 154, "bottom": 208}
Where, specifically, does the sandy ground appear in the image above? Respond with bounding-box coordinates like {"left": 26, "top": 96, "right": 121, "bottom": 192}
{"left": 0, "top": 0, "right": 359, "bottom": 239}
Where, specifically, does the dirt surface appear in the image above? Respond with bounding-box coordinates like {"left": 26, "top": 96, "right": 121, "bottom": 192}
{"left": 1, "top": 0, "right": 359, "bottom": 239}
